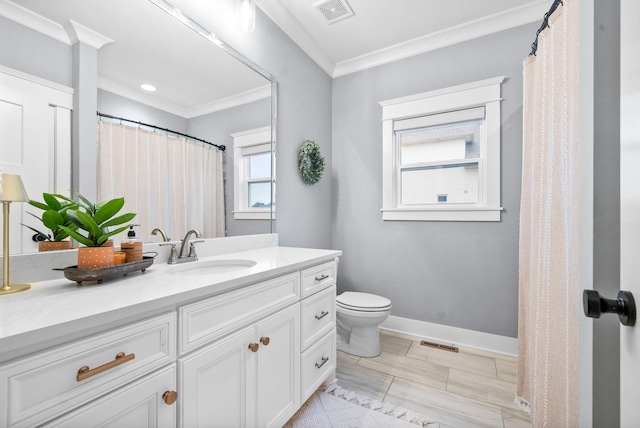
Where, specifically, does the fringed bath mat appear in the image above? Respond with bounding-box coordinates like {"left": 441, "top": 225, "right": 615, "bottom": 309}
{"left": 284, "top": 381, "right": 435, "bottom": 427}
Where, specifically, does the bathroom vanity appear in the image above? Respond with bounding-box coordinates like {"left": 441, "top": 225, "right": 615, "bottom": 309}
{"left": 0, "top": 242, "right": 340, "bottom": 427}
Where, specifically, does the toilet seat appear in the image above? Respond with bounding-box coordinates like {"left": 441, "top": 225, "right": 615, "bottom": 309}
{"left": 336, "top": 292, "right": 391, "bottom": 312}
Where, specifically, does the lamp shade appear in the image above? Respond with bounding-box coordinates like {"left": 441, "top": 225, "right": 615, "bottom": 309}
{"left": 0, "top": 174, "right": 29, "bottom": 202}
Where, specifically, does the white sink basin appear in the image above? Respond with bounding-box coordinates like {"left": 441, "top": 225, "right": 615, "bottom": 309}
{"left": 167, "top": 259, "right": 257, "bottom": 276}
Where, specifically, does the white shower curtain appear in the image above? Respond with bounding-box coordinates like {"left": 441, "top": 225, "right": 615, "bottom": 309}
{"left": 517, "top": 0, "right": 580, "bottom": 426}
{"left": 98, "top": 121, "right": 225, "bottom": 244}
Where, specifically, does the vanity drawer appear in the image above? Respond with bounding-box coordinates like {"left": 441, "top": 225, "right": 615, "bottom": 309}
{"left": 179, "top": 272, "right": 300, "bottom": 354}
{"left": 301, "top": 329, "right": 336, "bottom": 402}
{"left": 0, "top": 312, "right": 176, "bottom": 428}
{"left": 301, "top": 285, "right": 336, "bottom": 351}
{"left": 300, "top": 260, "right": 337, "bottom": 297}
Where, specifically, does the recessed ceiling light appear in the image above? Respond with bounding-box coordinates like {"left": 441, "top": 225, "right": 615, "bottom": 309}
{"left": 140, "top": 83, "right": 156, "bottom": 92}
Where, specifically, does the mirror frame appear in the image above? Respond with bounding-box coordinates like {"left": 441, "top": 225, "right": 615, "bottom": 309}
{"left": 149, "top": 0, "right": 277, "bottom": 232}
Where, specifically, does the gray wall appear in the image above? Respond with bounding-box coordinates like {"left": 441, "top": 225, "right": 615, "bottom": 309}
{"left": 331, "top": 23, "right": 538, "bottom": 338}
{"left": 98, "top": 90, "right": 189, "bottom": 134}
{"left": 172, "top": 2, "right": 334, "bottom": 249}
{"left": 0, "top": 16, "right": 71, "bottom": 86}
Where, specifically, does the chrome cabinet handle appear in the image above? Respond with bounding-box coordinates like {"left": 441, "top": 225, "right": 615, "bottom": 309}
{"left": 315, "top": 274, "right": 329, "bottom": 282}
{"left": 77, "top": 352, "right": 135, "bottom": 382}
{"left": 315, "top": 356, "right": 329, "bottom": 369}
{"left": 315, "top": 310, "right": 329, "bottom": 320}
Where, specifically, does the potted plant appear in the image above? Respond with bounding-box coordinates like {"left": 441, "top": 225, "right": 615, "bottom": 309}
{"left": 22, "top": 193, "right": 78, "bottom": 251}
{"left": 58, "top": 193, "right": 136, "bottom": 269}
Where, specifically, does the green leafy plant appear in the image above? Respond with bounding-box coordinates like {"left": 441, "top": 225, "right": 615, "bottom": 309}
{"left": 22, "top": 193, "right": 78, "bottom": 242}
{"left": 58, "top": 193, "right": 136, "bottom": 247}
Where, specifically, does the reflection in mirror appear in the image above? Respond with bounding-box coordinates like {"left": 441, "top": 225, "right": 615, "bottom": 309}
{"left": 1, "top": 0, "right": 276, "bottom": 254}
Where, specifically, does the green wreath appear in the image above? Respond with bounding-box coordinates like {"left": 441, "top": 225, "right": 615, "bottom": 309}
{"left": 298, "top": 139, "right": 325, "bottom": 185}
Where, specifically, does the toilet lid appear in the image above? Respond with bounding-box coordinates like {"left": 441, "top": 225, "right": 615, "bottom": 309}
{"left": 337, "top": 292, "right": 391, "bottom": 310}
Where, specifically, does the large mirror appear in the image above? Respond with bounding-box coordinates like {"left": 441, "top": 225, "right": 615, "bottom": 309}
{"left": 1, "top": 0, "right": 275, "bottom": 254}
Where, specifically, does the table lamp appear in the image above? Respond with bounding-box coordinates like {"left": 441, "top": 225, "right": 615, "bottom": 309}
{"left": 1, "top": 173, "right": 30, "bottom": 295}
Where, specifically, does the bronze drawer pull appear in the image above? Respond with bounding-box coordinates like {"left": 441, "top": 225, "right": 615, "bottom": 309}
{"left": 76, "top": 352, "right": 135, "bottom": 382}
{"left": 315, "top": 310, "right": 329, "bottom": 320}
{"left": 260, "top": 337, "right": 270, "bottom": 346}
{"left": 315, "top": 356, "right": 329, "bottom": 369}
{"left": 315, "top": 274, "right": 329, "bottom": 282}
{"left": 248, "top": 343, "right": 259, "bottom": 352}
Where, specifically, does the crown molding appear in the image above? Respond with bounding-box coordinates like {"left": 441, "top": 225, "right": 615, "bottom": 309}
{"left": 0, "top": 0, "right": 68, "bottom": 44}
{"left": 256, "top": 0, "right": 549, "bottom": 78}
{"left": 0, "top": 1, "right": 112, "bottom": 48}
{"left": 334, "top": 0, "right": 549, "bottom": 77}
{"left": 185, "top": 84, "right": 272, "bottom": 118}
{"left": 65, "top": 19, "right": 113, "bottom": 49}
{"left": 98, "top": 77, "right": 271, "bottom": 119}
{"left": 256, "top": 0, "right": 335, "bottom": 76}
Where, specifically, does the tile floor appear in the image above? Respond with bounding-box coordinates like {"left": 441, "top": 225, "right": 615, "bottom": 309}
{"left": 335, "top": 330, "right": 532, "bottom": 428}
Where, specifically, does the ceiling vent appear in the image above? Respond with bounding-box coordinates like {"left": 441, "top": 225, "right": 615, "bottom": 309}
{"left": 314, "top": 0, "right": 355, "bottom": 24}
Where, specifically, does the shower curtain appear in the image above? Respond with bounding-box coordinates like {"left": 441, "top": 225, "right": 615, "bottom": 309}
{"left": 517, "top": 0, "right": 580, "bottom": 426}
{"left": 98, "top": 121, "right": 225, "bottom": 243}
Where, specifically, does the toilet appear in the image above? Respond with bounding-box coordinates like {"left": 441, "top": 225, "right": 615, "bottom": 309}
{"left": 336, "top": 291, "right": 392, "bottom": 358}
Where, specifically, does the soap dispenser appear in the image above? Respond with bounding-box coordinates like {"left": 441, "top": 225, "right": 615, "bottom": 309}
{"left": 121, "top": 225, "right": 143, "bottom": 263}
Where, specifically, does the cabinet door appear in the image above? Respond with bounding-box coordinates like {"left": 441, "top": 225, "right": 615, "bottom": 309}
{"left": 44, "top": 365, "right": 176, "bottom": 428}
{"left": 257, "top": 304, "right": 301, "bottom": 428}
{"left": 179, "top": 327, "right": 257, "bottom": 428}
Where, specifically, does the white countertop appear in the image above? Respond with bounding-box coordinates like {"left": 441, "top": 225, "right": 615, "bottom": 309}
{"left": 0, "top": 246, "right": 341, "bottom": 361}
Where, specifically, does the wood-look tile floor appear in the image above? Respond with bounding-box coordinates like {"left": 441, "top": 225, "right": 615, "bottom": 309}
{"left": 335, "top": 331, "right": 532, "bottom": 428}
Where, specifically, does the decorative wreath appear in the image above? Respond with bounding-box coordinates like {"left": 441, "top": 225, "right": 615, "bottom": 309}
{"left": 298, "top": 139, "right": 325, "bottom": 185}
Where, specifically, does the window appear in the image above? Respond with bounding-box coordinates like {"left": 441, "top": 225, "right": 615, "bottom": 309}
{"left": 380, "top": 76, "right": 504, "bottom": 221}
{"left": 232, "top": 126, "right": 275, "bottom": 220}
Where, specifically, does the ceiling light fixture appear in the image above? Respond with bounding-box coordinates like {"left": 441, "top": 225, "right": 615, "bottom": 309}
{"left": 140, "top": 83, "right": 156, "bottom": 92}
{"left": 236, "top": 0, "right": 256, "bottom": 32}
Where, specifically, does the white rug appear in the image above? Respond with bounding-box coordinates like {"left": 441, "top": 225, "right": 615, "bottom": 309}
{"left": 285, "top": 382, "right": 435, "bottom": 428}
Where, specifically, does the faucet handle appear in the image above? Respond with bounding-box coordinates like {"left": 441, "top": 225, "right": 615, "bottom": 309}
{"left": 188, "top": 240, "right": 205, "bottom": 259}
{"left": 159, "top": 242, "right": 178, "bottom": 264}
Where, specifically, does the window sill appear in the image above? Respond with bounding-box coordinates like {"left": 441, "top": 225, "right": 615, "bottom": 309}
{"left": 233, "top": 210, "right": 275, "bottom": 220}
{"left": 381, "top": 206, "right": 503, "bottom": 222}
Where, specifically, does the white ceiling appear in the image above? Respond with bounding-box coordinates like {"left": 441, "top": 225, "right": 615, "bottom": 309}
{"left": 1, "top": 0, "right": 550, "bottom": 116}
{"left": 258, "top": 0, "right": 550, "bottom": 76}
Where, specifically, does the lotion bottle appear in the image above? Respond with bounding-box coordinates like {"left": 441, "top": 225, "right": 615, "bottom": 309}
{"left": 121, "top": 225, "right": 143, "bottom": 262}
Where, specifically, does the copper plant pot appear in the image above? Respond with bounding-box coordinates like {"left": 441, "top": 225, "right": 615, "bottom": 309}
{"left": 38, "top": 241, "right": 73, "bottom": 252}
{"left": 77, "top": 245, "right": 115, "bottom": 270}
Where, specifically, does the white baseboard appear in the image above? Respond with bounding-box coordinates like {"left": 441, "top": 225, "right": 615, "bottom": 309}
{"left": 380, "top": 315, "right": 518, "bottom": 357}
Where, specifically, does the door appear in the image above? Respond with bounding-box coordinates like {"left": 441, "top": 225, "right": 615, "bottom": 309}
{"left": 179, "top": 326, "right": 256, "bottom": 428}
{"left": 257, "top": 304, "right": 300, "bottom": 428}
{"left": 0, "top": 67, "right": 72, "bottom": 253}
{"left": 620, "top": 0, "right": 640, "bottom": 424}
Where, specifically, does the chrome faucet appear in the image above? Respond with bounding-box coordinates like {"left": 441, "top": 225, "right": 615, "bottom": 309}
{"left": 177, "top": 229, "right": 203, "bottom": 262}
{"left": 151, "top": 227, "right": 171, "bottom": 242}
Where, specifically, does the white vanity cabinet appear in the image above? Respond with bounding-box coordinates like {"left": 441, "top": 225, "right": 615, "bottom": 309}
{"left": 43, "top": 364, "right": 177, "bottom": 428}
{"left": 299, "top": 261, "right": 338, "bottom": 402}
{"left": 0, "top": 247, "right": 341, "bottom": 428}
{"left": 177, "top": 272, "right": 301, "bottom": 428}
{"left": 178, "top": 304, "right": 300, "bottom": 428}
{"left": 0, "top": 313, "right": 176, "bottom": 428}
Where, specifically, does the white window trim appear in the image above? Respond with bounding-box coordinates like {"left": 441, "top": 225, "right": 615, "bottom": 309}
{"left": 379, "top": 76, "right": 505, "bottom": 222}
{"left": 231, "top": 126, "right": 275, "bottom": 220}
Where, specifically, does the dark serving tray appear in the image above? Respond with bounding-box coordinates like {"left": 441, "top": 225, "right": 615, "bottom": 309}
{"left": 53, "top": 256, "right": 155, "bottom": 285}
